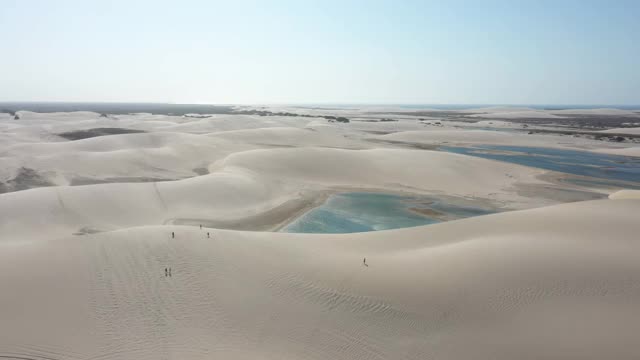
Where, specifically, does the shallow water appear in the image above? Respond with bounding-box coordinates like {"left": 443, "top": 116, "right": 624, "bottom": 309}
{"left": 282, "top": 192, "right": 493, "bottom": 234}
{"left": 441, "top": 145, "right": 640, "bottom": 184}
{"left": 563, "top": 177, "right": 640, "bottom": 190}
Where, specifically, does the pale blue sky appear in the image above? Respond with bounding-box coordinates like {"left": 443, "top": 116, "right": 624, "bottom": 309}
{"left": 1, "top": 0, "right": 638, "bottom": 104}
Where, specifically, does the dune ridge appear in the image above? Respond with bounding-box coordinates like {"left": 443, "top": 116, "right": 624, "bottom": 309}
{"left": 1, "top": 199, "right": 639, "bottom": 360}
{"left": 1, "top": 108, "right": 639, "bottom": 359}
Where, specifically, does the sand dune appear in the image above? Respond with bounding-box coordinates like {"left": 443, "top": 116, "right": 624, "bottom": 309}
{"left": 609, "top": 189, "right": 640, "bottom": 199}
{"left": 550, "top": 108, "right": 640, "bottom": 116}
{"left": 378, "top": 129, "right": 640, "bottom": 156}
{"left": 1, "top": 199, "right": 639, "bottom": 360}
{"left": 464, "top": 106, "right": 535, "bottom": 112}
{"left": 456, "top": 107, "right": 640, "bottom": 119}
{"left": 379, "top": 129, "right": 517, "bottom": 144}
{"left": 601, "top": 127, "right": 640, "bottom": 135}
{"left": 0, "top": 132, "right": 245, "bottom": 187}
{"left": 0, "top": 147, "right": 547, "bottom": 241}
{"left": 219, "top": 147, "right": 541, "bottom": 195}
{"left": 206, "top": 126, "right": 367, "bottom": 148}
{"left": 2, "top": 108, "right": 639, "bottom": 359}
{"left": 468, "top": 110, "right": 565, "bottom": 119}
{"left": 594, "top": 147, "right": 640, "bottom": 157}
{"left": 378, "top": 129, "right": 577, "bottom": 149}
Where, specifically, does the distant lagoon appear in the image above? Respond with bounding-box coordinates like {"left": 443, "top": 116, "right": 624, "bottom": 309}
{"left": 283, "top": 146, "right": 640, "bottom": 234}
{"left": 441, "top": 145, "right": 640, "bottom": 184}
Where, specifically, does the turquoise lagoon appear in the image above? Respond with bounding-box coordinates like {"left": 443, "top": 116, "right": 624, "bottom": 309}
{"left": 282, "top": 192, "right": 493, "bottom": 234}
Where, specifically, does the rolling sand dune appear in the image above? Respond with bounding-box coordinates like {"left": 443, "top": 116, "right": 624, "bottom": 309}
{"left": 0, "top": 132, "right": 246, "bottom": 187}
{"left": 601, "top": 127, "right": 640, "bottom": 135}
{"left": 595, "top": 147, "right": 640, "bottom": 157}
{"left": 1, "top": 108, "right": 639, "bottom": 359}
{"left": 218, "top": 147, "right": 542, "bottom": 195}
{"left": 609, "top": 189, "right": 640, "bottom": 199}
{"left": 454, "top": 107, "right": 640, "bottom": 119}
{"left": 550, "top": 108, "right": 640, "bottom": 116}
{"left": 379, "top": 129, "right": 517, "bottom": 145}
{"left": 0, "top": 147, "right": 547, "bottom": 242}
{"left": 468, "top": 110, "right": 565, "bottom": 119}
{"left": 460, "top": 106, "right": 537, "bottom": 113}
{"left": 378, "top": 129, "right": 640, "bottom": 156}
{"left": 0, "top": 126, "right": 373, "bottom": 191}
{"left": 206, "top": 127, "right": 367, "bottom": 148}
{"left": 1, "top": 199, "right": 639, "bottom": 360}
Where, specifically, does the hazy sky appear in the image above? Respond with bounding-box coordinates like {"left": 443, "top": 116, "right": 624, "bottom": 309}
{"left": 1, "top": 0, "right": 638, "bottom": 105}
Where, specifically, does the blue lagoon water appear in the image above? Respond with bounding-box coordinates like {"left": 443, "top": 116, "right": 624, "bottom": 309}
{"left": 282, "top": 192, "right": 493, "bottom": 234}
{"left": 441, "top": 145, "right": 640, "bottom": 184}
{"left": 282, "top": 146, "right": 639, "bottom": 234}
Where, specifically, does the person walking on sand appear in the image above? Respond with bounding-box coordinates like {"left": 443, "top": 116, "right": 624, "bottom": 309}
{"left": 363, "top": 257, "right": 367, "bottom": 266}
{"left": 172, "top": 231, "right": 175, "bottom": 238}
{"left": 165, "top": 268, "right": 168, "bottom": 277}
{"left": 207, "top": 232, "right": 210, "bottom": 238}
{"left": 200, "top": 224, "right": 202, "bottom": 230}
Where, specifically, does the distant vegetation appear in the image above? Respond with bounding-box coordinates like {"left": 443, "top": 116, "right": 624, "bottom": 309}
{"left": 0, "top": 102, "right": 354, "bottom": 123}
{"left": 236, "top": 109, "right": 350, "bottom": 123}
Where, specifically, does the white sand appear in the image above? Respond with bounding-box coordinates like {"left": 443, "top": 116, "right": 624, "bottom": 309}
{"left": 468, "top": 110, "right": 565, "bottom": 119}
{"left": 470, "top": 119, "right": 519, "bottom": 127}
{"left": 594, "top": 147, "right": 640, "bottom": 157}
{"left": 600, "top": 127, "right": 640, "bottom": 135}
{"left": 0, "top": 132, "right": 248, "bottom": 186}
{"left": 379, "top": 129, "right": 640, "bottom": 157}
{"left": 463, "top": 106, "right": 537, "bottom": 113}
{"left": 1, "top": 108, "right": 639, "bottom": 359}
{"left": 452, "top": 107, "right": 640, "bottom": 119}
{"left": 609, "top": 189, "right": 640, "bottom": 200}
{"left": 1, "top": 199, "right": 639, "bottom": 359}
{"left": 0, "top": 146, "right": 549, "bottom": 242}
{"left": 550, "top": 108, "right": 640, "bottom": 116}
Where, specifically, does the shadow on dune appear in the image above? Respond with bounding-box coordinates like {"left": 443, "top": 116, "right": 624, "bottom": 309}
{"left": 0, "top": 167, "right": 54, "bottom": 194}
{"left": 57, "top": 128, "right": 146, "bottom": 140}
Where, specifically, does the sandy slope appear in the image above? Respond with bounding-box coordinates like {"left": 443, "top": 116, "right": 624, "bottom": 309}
{"left": 0, "top": 132, "right": 250, "bottom": 186}
{"left": 468, "top": 110, "right": 565, "bottom": 119}
{"left": 0, "top": 147, "right": 546, "bottom": 242}
{"left": 550, "top": 108, "right": 640, "bottom": 116}
{"left": 594, "top": 147, "right": 640, "bottom": 157}
{"left": 1, "top": 199, "right": 639, "bottom": 360}
{"left": 455, "top": 107, "right": 640, "bottom": 119}
{"left": 601, "top": 127, "right": 640, "bottom": 135}
{"left": 609, "top": 189, "right": 640, "bottom": 199}
{"left": 1, "top": 108, "right": 639, "bottom": 359}
{"left": 206, "top": 126, "right": 368, "bottom": 149}
{"left": 0, "top": 125, "right": 368, "bottom": 188}
{"left": 378, "top": 129, "right": 640, "bottom": 156}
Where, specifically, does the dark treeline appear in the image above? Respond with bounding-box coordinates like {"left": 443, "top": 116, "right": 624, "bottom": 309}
{"left": 236, "top": 109, "right": 350, "bottom": 122}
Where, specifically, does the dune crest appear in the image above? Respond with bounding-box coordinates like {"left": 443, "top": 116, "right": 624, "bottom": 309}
{"left": 1, "top": 108, "right": 639, "bottom": 359}
{"left": 1, "top": 199, "right": 639, "bottom": 360}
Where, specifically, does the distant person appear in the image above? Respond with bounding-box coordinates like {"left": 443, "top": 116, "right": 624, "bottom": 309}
{"left": 168, "top": 268, "right": 172, "bottom": 277}
{"left": 207, "top": 232, "right": 210, "bottom": 238}
{"left": 200, "top": 224, "right": 202, "bottom": 230}
{"left": 172, "top": 231, "right": 175, "bottom": 238}
{"left": 165, "top": 268, "right": 168, "bottom": 277}
{"left": 363, "top": 257, "right": 367, "bottom": 266}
